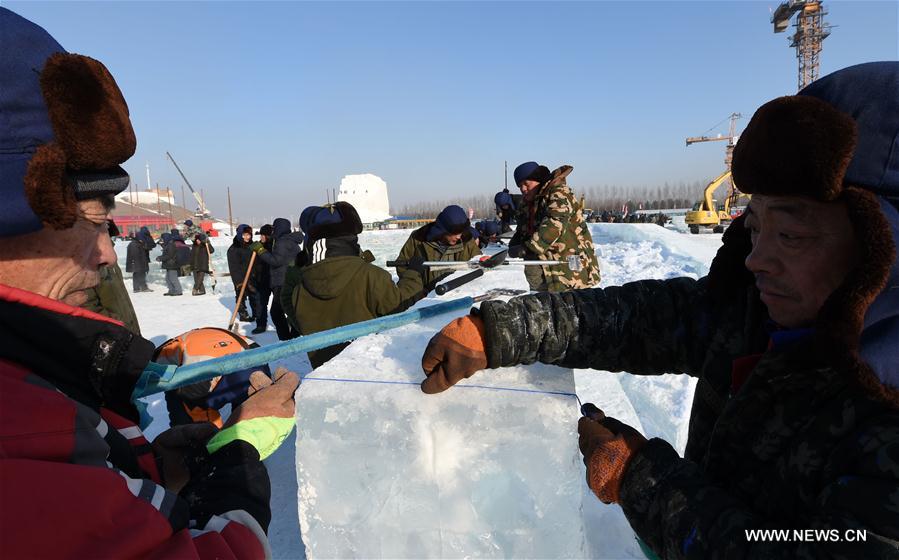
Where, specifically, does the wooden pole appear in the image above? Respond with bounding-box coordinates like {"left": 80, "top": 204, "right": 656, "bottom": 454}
{"left": 168, "top": 187, "right": 175, "bottom": 226}
{"left": 227, "top": 186, "right": 234, "bottom": 236}
{"left": 181, "top": 184, "right": 187, "bottom": 214}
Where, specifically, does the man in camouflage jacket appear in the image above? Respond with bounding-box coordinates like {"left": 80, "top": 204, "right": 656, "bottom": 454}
{"left": 420, "top": 63, "right": 899, "bottom": 558}
{"left": 509, "top": 162, "right": 601, "bottom": 291}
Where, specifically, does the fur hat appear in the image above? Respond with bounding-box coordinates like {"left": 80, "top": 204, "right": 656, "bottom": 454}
{"left": 0, "top": 8, "right": 136, "bottom": 238}
{"left": 259, "top": 224, "right": 274, "bottom": 237}
{"left": 307, "top": 202, "right": 363, "bottom": 241}
{"left": 732, "top": 61, "right": 898, "bottom": 203}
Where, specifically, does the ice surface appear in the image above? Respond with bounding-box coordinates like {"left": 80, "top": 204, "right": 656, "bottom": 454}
{"left": 121, "top": 223, "right": 721, "bottom": 559}
{"left": 295, "top": 308, "right": 587, "bottom": 559}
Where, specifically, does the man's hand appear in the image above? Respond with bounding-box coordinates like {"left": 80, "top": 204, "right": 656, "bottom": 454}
{"left": 153, "top": 422, "right": 218, "bottom": 493}
{"left": 508, "top": 245, "right": 525, "bottom": 258}
{"left": 406, "top": 255, "right": 427, "bottom": 276}
{"left": 206, "top": 367, "right": 300, "bottom": 460}
{"left": 577, "top": 404, "right": 647, "bottom": 504}
{"left": 421, "top": 315, "right": 487, "bottom": 394}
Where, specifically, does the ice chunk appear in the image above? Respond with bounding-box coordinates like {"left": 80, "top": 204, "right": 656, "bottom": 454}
{"left": 294, "top": 314, "right": 588, "bottom": 559}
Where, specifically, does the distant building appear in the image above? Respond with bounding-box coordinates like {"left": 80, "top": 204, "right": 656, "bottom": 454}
{"left": 337, "top": 174, "right": 391, "bottom": 226}
{"left": 111, "top": 189, "right": 221, "bottom": 236}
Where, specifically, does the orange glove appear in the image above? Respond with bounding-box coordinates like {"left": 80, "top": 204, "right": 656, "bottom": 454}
{"left": 421, "top": 315, "right": 488, "bottom": 394}
{"left": 224, "top": 366, "right": 299, "bottom": 428}
{"left": 577, "top": 404, "right": 647, "bottom": 504}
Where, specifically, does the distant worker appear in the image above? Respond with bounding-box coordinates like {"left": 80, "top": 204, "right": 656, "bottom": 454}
{"left": 475, "top": 220, "right": 501, "bottom": 249}
{"left": 508, "top": 162, "right": 601, "bottom": 291}
{"left": 395, "top": 204, "right": 481, "bottom": 297}
{"left": 249, "top": 218, "right": 303, "bottom": 340}
{"left": 126, "top": 225, "right": 155, "bottom": 292}
{"left": 283, "top": 202, "right": 425, "bottom": 368}
{"left": 190, "top": 232, "right": 214, "bottom": 295}
{"left": 182, "top": 218, "right": 202, "bottom": 239}
{"left": 157, "top": 232, "right": 183, "bottom": 296}
{"left": 82, "top": 220, "right": 141, "bottom": 334}
{"left": 227, "top": 224, "right": 258, "bottom": 322}
{"left": 494, "top": 188, "right": 517, "bottom": 233}
{"left": 252, "top": 223, "right": 274, "bottom": 335}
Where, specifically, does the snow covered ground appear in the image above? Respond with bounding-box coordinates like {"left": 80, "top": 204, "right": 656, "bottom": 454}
{"left": 119, "top": 223, "right": 724, "bottom": 559}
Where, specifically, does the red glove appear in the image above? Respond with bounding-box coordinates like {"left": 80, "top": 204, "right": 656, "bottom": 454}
{"left": 420, "top": 315, "right": 488, "bottom": 394}
{"left": 577, "top": 405, "right": 647, "bottom": 504}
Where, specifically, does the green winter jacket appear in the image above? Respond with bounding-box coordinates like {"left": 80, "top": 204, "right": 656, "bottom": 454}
{"left": 82, "top": 262, "right": 142, "bottom": 335}
{"left": 510, "top": 165, "right": 601, "bottom": 291}
{"left": 283, "top": 255, "right": 423, "bottom": 369}
{"left": 477, "top": 213, "right": 899, "bottom": 559}
{"left": 395, "top": 223, "right": 481, "bottom": 297}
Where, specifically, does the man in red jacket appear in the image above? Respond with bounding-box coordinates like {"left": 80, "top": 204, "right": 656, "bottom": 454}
{"left": 0, "top": 8, "right": 297, "bottom": 559}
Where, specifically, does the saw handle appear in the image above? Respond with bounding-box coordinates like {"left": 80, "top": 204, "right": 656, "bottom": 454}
{"left": 386, "top": 260, "right": 403, "bottom": 267}
{"left": 435, "top": 269, "right": 484, "bottom": 295}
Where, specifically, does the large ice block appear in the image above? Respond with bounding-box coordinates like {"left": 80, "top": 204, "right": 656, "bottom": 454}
{"left": 294, "top": 312, "right": 588, "bottom": 559}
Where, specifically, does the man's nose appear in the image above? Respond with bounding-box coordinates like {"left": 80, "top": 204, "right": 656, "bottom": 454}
{"left": 96, "top": 232, "right": 117, "bottom": 268}
{"left": 744, "top": 234, "right": 780, "bottom": 275}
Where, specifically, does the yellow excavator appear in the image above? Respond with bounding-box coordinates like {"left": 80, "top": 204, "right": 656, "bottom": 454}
{"left": 684, "top": 113, "right": 750, "bottom": 234}
{"left": 684, "top": 171, "right": 750, "bottom": 234}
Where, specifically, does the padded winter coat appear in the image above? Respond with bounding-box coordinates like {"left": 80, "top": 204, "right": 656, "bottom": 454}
{"left": 283, "top": 251, "right": 422, "bottom": 368}
{"left": 395, "top": 223, "right": 481, "bottom": 296}
{"left": 477, "top": 201, "right": 899, "bottom": 559}
{"left": 227, "top": 232, "right": 255, "bottom": 288}
{"left": 509, "top": 165, "right": 601, "bottom": 291}
{"left": 257, "top": 218, "right": 303, "bottom": 289}
{"left": 191, "top": 239, "right": 214, "bottom": 273}
{"left": 125, "top": 238, "right": 152, "bottom": 274}
{"left": 0, "top": 284, "right": 271, "bottom": 559}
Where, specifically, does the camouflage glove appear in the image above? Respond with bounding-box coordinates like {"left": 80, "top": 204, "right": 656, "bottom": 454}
{"left": 206, "top": 366, "right": 299, "bottom": 460}
{"left": 421, "top": 314, "right": 488, "bottom": 394}
{"left": 248, "top": 241, "right": 266, "bottom": 254}
{"left": 578, "top": 403, "right": 647, "bottom": 504}
{"left": 153, "top": 422, "right": 219, "bottom": 493}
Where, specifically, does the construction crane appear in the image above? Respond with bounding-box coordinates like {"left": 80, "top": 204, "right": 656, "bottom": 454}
{"left": 685, "top": 112, "right": 741, "bottom": 169}
{"left": 166, "top": 151, "right": 211, "bottom": 219}
{"left": 771, "top": 0, "right": 832, "bottom": 91}
{"left": 684, "top": 113, "right": 749, "bottom": 234}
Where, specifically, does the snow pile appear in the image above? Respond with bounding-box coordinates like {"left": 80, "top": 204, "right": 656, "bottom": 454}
{"left": 121, "top": 222, "right": 722, "bottom": 559}
{"left": 337, "top": 174, "right": 391, "bottom": 224}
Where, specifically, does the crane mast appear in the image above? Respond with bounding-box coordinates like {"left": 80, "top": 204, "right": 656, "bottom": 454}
{"left": 166, "top": 151, "right": 211, "bottom": 218}
{"left": 771, "top": 0, "right": 832, "bottom": 91}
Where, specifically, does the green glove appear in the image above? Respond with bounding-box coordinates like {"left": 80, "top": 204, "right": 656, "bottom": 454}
{"left": 249, "top": 241, "right": 266, "bottom": 254}
{"left": 206, "top": 416, "right": 295, "bottom": 460}
{"left": 206, "top": 367, "right": 299, "bottom": 460}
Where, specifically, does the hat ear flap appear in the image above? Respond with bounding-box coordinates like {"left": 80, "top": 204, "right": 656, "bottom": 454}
{"left": 40, "top": 53, "right": 136, "bottom": 170}
{"left": 23, "top": 143, "right": 78, "bottom": 230}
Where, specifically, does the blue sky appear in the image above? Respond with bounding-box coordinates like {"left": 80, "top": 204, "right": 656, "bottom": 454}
{"left": 7, "top": 1, "right": 898, "bottom": 221}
